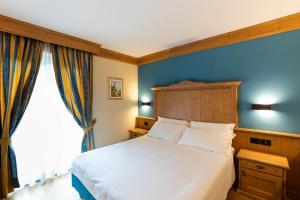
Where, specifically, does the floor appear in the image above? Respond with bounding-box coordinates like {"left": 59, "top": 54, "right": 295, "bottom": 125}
{"left": 7, "top": 174, "right": 249, "bottom": 200}
{"left": 227, "top": 189, "right": 252, "bottom": 200}
{"left": 8, "top": 174, "right": 81, "bottom": 200}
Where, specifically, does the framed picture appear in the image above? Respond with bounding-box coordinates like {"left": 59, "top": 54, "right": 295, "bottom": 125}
{"left": 108, "top": 77, "right": 123, "bottom": 99}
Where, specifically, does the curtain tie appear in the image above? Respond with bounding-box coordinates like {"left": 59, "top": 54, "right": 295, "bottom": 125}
{"left": 83, "top": 119, "right": 97, "bottom": 134}
{"left": 0, "top": 138, "right": 12, "bottom": 146}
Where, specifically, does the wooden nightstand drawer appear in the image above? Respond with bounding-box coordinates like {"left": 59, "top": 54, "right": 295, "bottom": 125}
{"left": 240, "top": 159, "right": 283, "bottom": 177}
{"left": 239, "top": 169, "right": 282, "bottom": 200}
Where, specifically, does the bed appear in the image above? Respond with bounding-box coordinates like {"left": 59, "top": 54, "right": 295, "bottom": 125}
{"left": 72, "top": 136, "right": 235, "bottom": 200}
{"left": 72, "top": 80, "right": 241, "bottom": 200}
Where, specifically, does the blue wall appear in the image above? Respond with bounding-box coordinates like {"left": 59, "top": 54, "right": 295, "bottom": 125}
{"left": 138, "top": 30, "right": 300, "bottom": 133}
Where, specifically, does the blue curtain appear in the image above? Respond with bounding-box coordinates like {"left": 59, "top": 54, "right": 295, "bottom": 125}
{"left": 0, "top": 32, "right": 44, "bottom": 198}
{"left": 50, "top": 44, "right": 95, "bottom": 152}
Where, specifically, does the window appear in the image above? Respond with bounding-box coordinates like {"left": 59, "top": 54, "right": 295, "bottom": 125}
{"left": 12, "top": 47, "right": 83, "bottom": 186}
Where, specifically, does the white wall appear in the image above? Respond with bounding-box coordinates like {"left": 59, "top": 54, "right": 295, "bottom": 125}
{"left": 93, "top": 56, "right": 138, "bottom": 148}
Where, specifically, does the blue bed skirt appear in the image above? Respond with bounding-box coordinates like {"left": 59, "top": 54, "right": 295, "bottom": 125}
{"left": 72, "top": 174, "right": 96, "bottom": 200}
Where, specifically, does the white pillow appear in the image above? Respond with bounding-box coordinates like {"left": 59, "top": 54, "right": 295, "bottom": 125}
{"left": 178, "top": 127, "right": 234, "bottom": 156}
{"left": 147, "top": 121, "right": 187, "bottom": 143}
{"left": 158, "top": 116, "right": 188, "bottom": 125}
{"left": 190, "top": 121, "right": 235, "bottom": 138}
{"left": 190, "top": 121, "right": 235, "bottom": 131}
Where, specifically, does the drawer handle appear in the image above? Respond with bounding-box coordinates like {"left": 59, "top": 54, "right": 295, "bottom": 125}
{"left": 242, "top": 171, "right": 246, "bottom": 176}
{"left": 256, "top": 165, "right": 264, "bottom": 170}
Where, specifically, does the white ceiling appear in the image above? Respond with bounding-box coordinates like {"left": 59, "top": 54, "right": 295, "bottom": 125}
{"left": 1, "top": 0, "right": 300, "bottom": 57}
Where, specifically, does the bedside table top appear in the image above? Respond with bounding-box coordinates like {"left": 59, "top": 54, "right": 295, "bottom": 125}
{"left": 237, "top": 149, "right": 289, "bottom": 169}
{"left": 128, "top": 128, "right": 148, "bottom": 135}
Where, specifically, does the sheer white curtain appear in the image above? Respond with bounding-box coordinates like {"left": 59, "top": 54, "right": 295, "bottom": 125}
{"left": 12, "top": 46, "right": 83, "bottom": 187}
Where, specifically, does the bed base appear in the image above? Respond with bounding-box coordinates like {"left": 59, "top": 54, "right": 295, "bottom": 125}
{"left": 72, "top": 174, "right": 96, "bottom": 200}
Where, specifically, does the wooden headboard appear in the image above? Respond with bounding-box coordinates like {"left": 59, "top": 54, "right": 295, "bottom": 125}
{"left": 152, "top": 80, "right": 241, "bottom": 125}
{"left": 150, "top": 80, "right": 300, "bottom": 198}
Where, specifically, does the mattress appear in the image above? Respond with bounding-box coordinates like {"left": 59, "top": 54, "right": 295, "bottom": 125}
{"left": 72, "top": 136, "right": 235, "bottom": 200}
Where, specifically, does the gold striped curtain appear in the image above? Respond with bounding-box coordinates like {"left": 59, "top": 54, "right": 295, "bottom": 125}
{"left": 0, "top": 32, "right": 44, "bottom": 198}
{"left": 50, "top": 44, "right": 95, "bottom": 152}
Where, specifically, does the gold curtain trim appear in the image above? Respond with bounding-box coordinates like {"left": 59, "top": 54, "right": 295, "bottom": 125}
{"left": 0, "top": 138, "right": 12, "bottom": 145}
{"left": 83, "top": 119, "right": 97, "bottom": 134}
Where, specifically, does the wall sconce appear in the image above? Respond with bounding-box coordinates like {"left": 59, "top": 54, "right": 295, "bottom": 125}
{"left": 142, "top": 101, "right": 151, "bottom": 106}
{"left": 251, "top": 104, "right": 272, "bottom": 110}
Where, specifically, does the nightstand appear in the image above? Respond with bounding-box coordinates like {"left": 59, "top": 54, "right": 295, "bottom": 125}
{"left": 128, "top": 128, "right": 148, "bottom": 139}
{"left": 135, "top": 116, "right": 156, "bottom": 130}
{"left": 128, "top": 116, "right": 156, "bottom": 139}
{"left": 237, "top": 149, "right": 289, "bottom": 200}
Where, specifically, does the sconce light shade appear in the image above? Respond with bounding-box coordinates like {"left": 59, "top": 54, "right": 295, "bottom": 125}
{"left": 142, "top": 101, "right": 151, "bottom": 106}
{"left": 252, "top": 104, "right": 272, "bottom": 110}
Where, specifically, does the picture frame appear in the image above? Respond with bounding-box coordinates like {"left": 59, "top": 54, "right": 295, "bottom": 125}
{"left": 108, "top": 77, "right": 123, "bottom": 99}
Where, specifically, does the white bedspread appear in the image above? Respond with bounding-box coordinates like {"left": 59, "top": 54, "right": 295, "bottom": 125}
{"left": 72, "top": 136, "right": 235, "bottom": 200}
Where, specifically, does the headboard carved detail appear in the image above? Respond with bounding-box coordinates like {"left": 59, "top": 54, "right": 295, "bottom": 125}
{"left": 151, "top": 80, "right": 241, "bottom": 125}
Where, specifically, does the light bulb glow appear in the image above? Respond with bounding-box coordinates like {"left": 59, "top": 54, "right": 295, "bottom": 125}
{"left": 256, "top": 95, "right": 275, "bottom": 104}
{"left": 141, "top": 96, "right": 150, "bottom": 103}
{"left": 255, "top": 110, "right": 276, "bottom": 118}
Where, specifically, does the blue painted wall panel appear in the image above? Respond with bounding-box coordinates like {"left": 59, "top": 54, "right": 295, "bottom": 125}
{"left": 138, "top": 30, "right": 300, "bottom": 133}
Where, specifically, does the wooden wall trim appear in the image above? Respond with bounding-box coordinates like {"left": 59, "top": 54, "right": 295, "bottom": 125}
{"left": 0, "top": 15, "right": 101, "bottom": 54}
{"left": 3, "top": 11, "right": 300, "bottom": 65}
{"left": 0, "top": 15, "right": 137, "bottom": 65}
{"left": 97, "top": 48, "right": 137, "bottom": 64}
{"left": 137, "top": 12, "right": 300, "bottom": 65}
{"left": 236, "top": 127, "right": 300, "bottom": 139}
